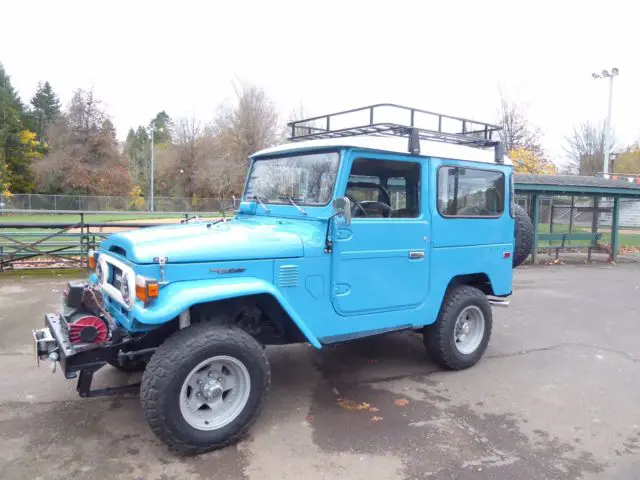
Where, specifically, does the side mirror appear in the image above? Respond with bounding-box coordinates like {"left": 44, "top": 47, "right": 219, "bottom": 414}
{"left": 333, "top": 197, "right": 352, "bottom": 225}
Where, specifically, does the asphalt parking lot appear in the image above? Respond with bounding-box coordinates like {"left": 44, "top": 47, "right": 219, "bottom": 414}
{"left": 1, "top": 264, "right": 640, "bottom": 480}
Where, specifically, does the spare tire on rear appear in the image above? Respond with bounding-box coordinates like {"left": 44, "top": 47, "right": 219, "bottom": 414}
{"left": 513, "top": 204, "right": 534, "bottom": 268}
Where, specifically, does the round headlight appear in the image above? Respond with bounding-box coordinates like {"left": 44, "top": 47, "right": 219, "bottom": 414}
{"left": 120, "top": 272, "right": 133, "bottom": 307}
{"left": 96, "top": 256, "right": 109, "bottom": 284}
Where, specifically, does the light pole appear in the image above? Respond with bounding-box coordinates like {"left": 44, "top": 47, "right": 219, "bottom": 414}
{"left": 591, "top": 68, "right": 619, "bottom": 176}
{"left": 150, "top": 126, "right": 155, "bottom": 212}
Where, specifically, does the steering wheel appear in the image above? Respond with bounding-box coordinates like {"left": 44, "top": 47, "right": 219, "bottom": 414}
{"left": 346, "top": 195, "right": 368, "bottom": 217}
{"left": 360, "top": 201, "right": 393, "bottom": 218}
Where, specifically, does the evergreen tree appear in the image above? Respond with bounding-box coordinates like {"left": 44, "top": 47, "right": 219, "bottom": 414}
{"left": 149, "top": 111, "right": 173, "bottom": 145}
{"left": 30, "top": 81, "right": 61, "bottom": 142}
{"left": 124, "top": 125, "right": 151, "bottom": 193}
{"left": 0, "top": 62, "right": 41, "bottom": 192}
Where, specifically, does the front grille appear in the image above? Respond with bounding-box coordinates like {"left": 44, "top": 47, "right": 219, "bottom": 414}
{"left": 111, "top": 266, "right": 123, "bottom": 290}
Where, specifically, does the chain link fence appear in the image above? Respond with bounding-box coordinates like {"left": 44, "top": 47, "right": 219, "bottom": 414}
{"left": 0, "top": 194, "right": 234, "bottom": 213}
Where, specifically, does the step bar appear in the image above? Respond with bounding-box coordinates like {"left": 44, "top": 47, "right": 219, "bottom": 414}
{"left": 488, "top": 297, "right": 510, "bottom": 308}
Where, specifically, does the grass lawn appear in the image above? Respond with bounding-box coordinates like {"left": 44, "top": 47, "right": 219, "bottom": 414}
{"left": 0, "top": 212, "right": 217, "bottom": 256}
{"left": 536, "top": 223, "right": 640, "bottom": 248}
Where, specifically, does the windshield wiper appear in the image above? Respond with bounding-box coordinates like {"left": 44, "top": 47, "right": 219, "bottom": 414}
{"left": 278, "top": 195, "right": 307, "bottom": 215}
{"left": 248, "top": 195, "right": 270, "bottom": 212}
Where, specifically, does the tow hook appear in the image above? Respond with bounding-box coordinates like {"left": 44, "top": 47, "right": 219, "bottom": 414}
{"left": 49, "top": 352, "right": 59, "bottom": 373}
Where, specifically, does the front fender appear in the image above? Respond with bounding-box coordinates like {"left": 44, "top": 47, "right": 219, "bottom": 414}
{"left": 130, "top": 277, "right": 321, "bottom": 348}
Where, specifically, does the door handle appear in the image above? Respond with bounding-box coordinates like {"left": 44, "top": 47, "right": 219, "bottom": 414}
{"left": 409, "top": 251, "right": 425, "bottom": 259}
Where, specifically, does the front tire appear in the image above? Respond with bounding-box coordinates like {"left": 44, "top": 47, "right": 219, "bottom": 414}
{"left": 141, "top": 324, "right": 270, "bottom": 455}
{"left": 424, "top": 285, "right": 492, "bottom": 370}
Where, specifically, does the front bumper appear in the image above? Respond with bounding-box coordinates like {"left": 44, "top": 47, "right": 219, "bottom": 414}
{"left": 33, "top": 313, "right": 119, "bottom": 379}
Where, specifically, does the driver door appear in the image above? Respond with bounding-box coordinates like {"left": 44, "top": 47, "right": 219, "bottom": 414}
{"left": 331, "top": 155, "right": 430, "bottom": 316}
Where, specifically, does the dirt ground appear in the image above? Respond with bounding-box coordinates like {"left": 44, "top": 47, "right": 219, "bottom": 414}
{"left": 1, "top": 264, "right": 640, "bottom": 479}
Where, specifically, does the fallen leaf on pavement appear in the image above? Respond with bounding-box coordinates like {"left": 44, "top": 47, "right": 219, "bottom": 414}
{"left": 338, "top": 398, "right": 376, "bottom": 411}
{"left": 368, "top": 406, "right": 379, "bottom": 412}
{"left": 394, "top": 398, "right": 410, "bottom": 407}
{"left": 371, "top": 416, "right": 384, "bottom": 422}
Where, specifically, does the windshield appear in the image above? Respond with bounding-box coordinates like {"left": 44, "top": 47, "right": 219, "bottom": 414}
{"left": 244, "top": 152, "right": 340, "bottom": 206}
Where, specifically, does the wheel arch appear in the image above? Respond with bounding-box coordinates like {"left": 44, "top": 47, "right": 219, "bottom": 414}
{"left": 445, "top": 273, "right": 495, "bottom": 296}
{"left": 188, "top": 293, "right": 312, "bottom": 347}
{"left": 133, "top": 278, "right": 321, "bottom": 348}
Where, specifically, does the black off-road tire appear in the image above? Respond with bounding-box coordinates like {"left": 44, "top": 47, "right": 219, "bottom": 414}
{"left": 140, "top": 323, "right": 270, "bottom": 455}
{"left": 513, "top": 203, "right": 534, "bottom": 268}
{"left": 424, "top": 285, "right": 492, "bottom": 370}
{"left": 108, "top": 359, "right": 147, "bottom": 373}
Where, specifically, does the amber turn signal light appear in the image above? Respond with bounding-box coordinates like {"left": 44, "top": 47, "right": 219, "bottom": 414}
{"left": 135, "top": 276, "right": 159, "bottom": 305}
{"left": 88, "top": 250, "right": 97, "bottom": 269}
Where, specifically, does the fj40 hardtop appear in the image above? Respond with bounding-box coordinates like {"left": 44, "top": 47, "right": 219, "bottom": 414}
{"left": 33, "top": 104, "right": 534, "bottom": 454}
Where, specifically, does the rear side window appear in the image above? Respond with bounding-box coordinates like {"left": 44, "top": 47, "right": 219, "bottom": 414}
{"left": 437, "top": 166, "right": 505, "bottom": 217}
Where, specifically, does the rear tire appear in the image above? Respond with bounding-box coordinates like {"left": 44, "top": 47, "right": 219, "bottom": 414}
{"left": 141, "top": 323, "right": 270, "bottom": 455}
{"left": 424, "top": 285, "right": 492, "bottom": 370}
{"left": 513, "top": 203, "right": 534, "bottom": 268}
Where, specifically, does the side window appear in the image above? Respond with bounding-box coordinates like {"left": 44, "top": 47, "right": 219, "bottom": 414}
{"left": 437, "top": 167, "right": 505, "bottom": 217}
{"left": 346, "top": 158, "right": 420, "bottom": 219}
{"left": 388, "top": 177, "right": 407, "bottom": 210}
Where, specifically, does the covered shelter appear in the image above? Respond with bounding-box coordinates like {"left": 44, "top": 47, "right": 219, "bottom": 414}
{"left": 514, "top": 174, "right": 640, "bottom": 263}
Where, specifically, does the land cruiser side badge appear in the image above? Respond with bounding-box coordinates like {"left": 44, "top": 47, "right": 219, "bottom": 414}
{"left": 210, "top": 268, "right": 246, "bottom": 274}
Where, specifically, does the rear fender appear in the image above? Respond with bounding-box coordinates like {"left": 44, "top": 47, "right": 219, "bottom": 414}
{"left": 130, "top": 277, "right": 321, "bottom": 348}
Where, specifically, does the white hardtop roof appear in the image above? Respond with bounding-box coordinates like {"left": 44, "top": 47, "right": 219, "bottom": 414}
{"left": 252, "top": 136, "right": 512, "bottom": 166}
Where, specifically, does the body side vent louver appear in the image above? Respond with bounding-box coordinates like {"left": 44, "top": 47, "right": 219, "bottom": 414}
{"left": 278, "top": 265, "right": 299, "bottom": 288}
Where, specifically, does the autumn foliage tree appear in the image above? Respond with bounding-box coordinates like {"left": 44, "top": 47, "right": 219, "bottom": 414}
{"left": 613, "top": 145, "right": 640, "bottom": 174}
{"left": 509, "top": 148, "right": 557, "bottom": 175}
{"left": 36, "top": 88, "right": 131, "bottom": 195}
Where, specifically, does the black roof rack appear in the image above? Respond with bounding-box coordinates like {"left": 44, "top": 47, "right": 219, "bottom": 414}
{"left": 287, "top": 103, "right": 505, "bottom": 162}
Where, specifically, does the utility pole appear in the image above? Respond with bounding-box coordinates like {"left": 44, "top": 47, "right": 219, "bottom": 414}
{"left": 150, "top": 126, "right": 155, "bottom": 212}
{"left": 591, "top": 68, "right": 619, "bottom": 177}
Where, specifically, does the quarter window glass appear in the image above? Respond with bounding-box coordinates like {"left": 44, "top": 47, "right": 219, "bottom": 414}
{"left": 438, "top": 167, "right": 505, "bottom": 217}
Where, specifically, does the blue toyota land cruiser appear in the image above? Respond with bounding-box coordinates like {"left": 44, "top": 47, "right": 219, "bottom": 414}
{"left": 33, "top": 104, "right": 534, "bottom": 454}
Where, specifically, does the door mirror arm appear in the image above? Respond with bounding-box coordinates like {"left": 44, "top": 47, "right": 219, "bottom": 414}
{"left": 324, "top": 208, "right": 343, "bottom": 253}
{"left": 325, "top": 197, "right": 352, "bottom": 253}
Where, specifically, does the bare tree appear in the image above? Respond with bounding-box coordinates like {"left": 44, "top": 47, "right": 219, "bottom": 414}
{"left": 195, "top": 127, "right": 245, "bottom": 200}
{"left": 214, "top": 81, "right": 280, "bottom": 165}
{"left": 203, "top": 81, "right": 280, "bottom": 197}
{"left": 173, "top": 117, "right": 202, "bottom": 198}
{"left": 497, "top": 92, "right": 545, "bottom": 158}
{"left": 563, "top": 121, "right": 616, "bottom": 175}
{"left": 285, "top": 102, "right": 322, "bottom": 141}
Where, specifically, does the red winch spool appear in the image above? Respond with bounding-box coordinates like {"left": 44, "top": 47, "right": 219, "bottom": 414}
{"left": 69, "top": 315, "right": 108, "bottom": 345}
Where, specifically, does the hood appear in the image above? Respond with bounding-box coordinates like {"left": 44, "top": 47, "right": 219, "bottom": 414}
{"left": 100, "top": 220, "right": 304, "bottom": 264}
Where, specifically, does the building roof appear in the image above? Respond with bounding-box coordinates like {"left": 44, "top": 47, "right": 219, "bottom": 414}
{"left": 252, "top": 136, "right": 513, "bottom": 166}
{"left": 515, "top": 174, "right": 640, "bottom": 197}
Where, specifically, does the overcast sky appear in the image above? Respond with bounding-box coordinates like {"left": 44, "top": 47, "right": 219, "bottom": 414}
{"left": 1, "top": 0, "right": 638, "bottom": 165}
